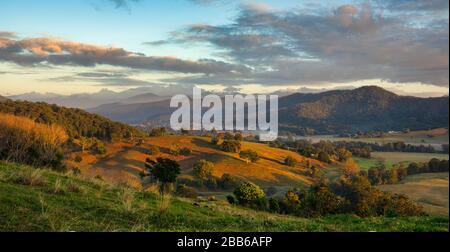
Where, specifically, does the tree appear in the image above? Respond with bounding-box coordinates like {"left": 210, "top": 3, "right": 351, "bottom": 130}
{"left": 148, "top": 145, "right": 160, "bottom": 155}
{"left": 239, "top": 149, "right": 260, "bottom": 163}
{"left": 233, "top": 181, "right": 265, "bottom": 205}
{"left": 336, "top": 148, "right": 352, "bottom": 162}
{"left": 193, "top": 159, "right": 214, "bottom": 180}
{"left": 284, "top": 156, "right": 297, "bottom": 167}
{"left": 224, "top": 132, "right": 235, "bottom": 140}
{"left": 221, "top": 140, "right": 242, "bottom": 153}
{"left": 342, "top": 159, "right": 360, "bottom": 177}
{"left": 145, "top": 157, "right": 180, "bottom": 193}
{"left": 211, "top": 136, "right": 220, "bottom": 145}
{"left": 234, "top": 132, "right": 243, "bottom": 141}
{"left": 428, "top": 158, "right": 441, "bottom": 172}
{"left": 318, "top": 151, "right": 331, "bottom": 163}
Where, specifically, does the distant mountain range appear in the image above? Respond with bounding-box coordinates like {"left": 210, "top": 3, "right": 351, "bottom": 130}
{"left": 6, "top": 88, "right": 169, "bottom": 109}
{"left": 86, "top": 86, "right": 449, "bottom": 134}
{"left": 3, "top": 86, "right": 448, "bottom": 134}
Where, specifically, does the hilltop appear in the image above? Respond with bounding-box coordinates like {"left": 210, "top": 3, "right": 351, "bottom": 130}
{"left": 279, "top": 86, "right": 449, "bottom": 134}
{"left": 0, "top": 161, "right": 447, "bottom": 232}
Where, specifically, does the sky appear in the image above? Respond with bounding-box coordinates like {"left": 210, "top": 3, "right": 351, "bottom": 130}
{"left": 0, "top": 0, "right": 449, "bottom": 97}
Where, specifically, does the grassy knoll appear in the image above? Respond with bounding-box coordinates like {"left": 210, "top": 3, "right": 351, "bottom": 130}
{"left": 0, "top": 161, "right": 447, "bottom": 232}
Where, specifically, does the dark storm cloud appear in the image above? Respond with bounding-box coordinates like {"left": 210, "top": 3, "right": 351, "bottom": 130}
{"left": 149, "top": 2, "right": 448, "bottom": 87}
{"left": 0, "top": 37, "right": 251, "bottom": 75}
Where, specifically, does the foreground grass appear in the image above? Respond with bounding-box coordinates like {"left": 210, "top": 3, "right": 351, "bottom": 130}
{"left": 0, "top": 161, "right": 448, "bottom": 232}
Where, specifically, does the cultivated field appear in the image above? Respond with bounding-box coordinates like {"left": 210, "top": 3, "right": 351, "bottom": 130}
{"left": 355, "top": 152, "right": 450, "bottom": 170}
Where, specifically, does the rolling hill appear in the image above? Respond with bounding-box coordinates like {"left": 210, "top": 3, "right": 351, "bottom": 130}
{"left": 0, "top": 95, "right": 8, "bottom": 102}
{"left": 66, "top": 136, "right": 325, "bottom": 189}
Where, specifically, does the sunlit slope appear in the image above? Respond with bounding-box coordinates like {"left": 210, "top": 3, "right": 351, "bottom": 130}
{"left": 68, "top": 136, "right": 325, "bottom": 188}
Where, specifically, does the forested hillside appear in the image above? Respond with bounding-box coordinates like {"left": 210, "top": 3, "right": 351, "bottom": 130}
{"left": 0, "top": 100, "right": 142, "bottom": 141}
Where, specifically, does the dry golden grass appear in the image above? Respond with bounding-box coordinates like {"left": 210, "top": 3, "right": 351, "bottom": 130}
{"left": 378, "top": 172, "right": 449, "bottom": 215}
{"left": 0, "top": 113, "right": 67, "bottom": 165}
{"left": 67, "top": 135, "right": 324, "bottom": 188}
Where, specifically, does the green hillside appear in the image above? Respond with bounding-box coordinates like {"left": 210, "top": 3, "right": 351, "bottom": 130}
{"left": 0, "top": 161, "right": 447, "bottom": 232}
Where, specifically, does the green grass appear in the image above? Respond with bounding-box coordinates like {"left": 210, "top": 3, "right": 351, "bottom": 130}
{"left": 355, "top": 152, "right": 450, "bottom": 170}
{"left": 0, "top": 161, "right": 448, "bottom": 232}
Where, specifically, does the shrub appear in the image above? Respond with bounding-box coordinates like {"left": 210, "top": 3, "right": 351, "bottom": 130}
{"left": 284, "top": 156, "right": 297, "bottom": 167}
{"left": 265, "top": 186, "right": 278, "bottom": 197}
{"left": 226, "top": 195, "right": 236, "bottom": 205}
{"left": 204, "top": 177, "right": 218, "bottom": 190}
{"left": 12, "top": 169, "right": 46, "bottom": 186}
{"left": 71, "top": 167, "right": 82, "bottom": 176}
{"left": 221, "top": 140, "right": 241, "bottom": 153}
{"left": 218, "top": 173, "right": 240, "bottom": 190}
{"left": 211, "top": 136, "right": 220, "bottom": 145}
{"left": 233, "top": 181, "right": 265, "bottom": 205}
{"left": 239, "top": 149, "right": 260, "bottom": 163}
{"left": 179, "top": 147, "right": 192, "bottom": 156}
{"left": 176, "top": 184, "right": 197, "bottom": 198}
{"left": 318, "top": 151, "right": 331, "bottom": 163}
{"left": 268, "top": 198, "right": 281, "bottom": 213}
{"left": 193, "top": 160, "right": 214, "bottom": 180}
{"left": 148, "top": 145, "right": 160, "bottom": 155}
{"left": 74, "top": 155, "right": 83, "bottom": 163}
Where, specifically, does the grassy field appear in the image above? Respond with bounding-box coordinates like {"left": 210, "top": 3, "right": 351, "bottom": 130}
{"left": 378, "top": 173, "right": 449, "bottom": 216}
{"left": 0, "top": 161, "right": 447, "bottom": 232}
{"left": 355, "top": 152, "right": 449, "bottom": 170}
{"left": 292, "top": 128, "right": 449, "bottom": 150}
{"left": 67, "top": 136, "right": 324, "bottom": 189}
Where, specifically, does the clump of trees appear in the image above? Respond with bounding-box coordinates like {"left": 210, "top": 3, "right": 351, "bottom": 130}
{"left": 221, "top": 140, "right": 242, "bottom": 153}
{"left": 0, "top": 113, "right": 67, "bottom": 170}
{"left": 170, "top": 144, "right": 192, "bottom": 156}
{"left": 232, "top": 175, "right": 424, "bottom": 218}
{"left": 239, "top": 150, "right": 260, "bottom": 163}
{"left": 149, "top": 127, "right": 167, "bottom": 137}
{"left": 366, "top": 158, "right": 449, "bottom": 186}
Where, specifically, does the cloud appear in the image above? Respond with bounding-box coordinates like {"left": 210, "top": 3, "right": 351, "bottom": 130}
{"left": 0, "top": 31, "right": 18, "bottom": 39}
{"left": 106, "top": 0, "right": 141, "bottom": 9}
{"left": 149, "top": 2, "right": 448, "bottom": 87}
{"left": 0, "top": 37, "right": 251, "bottom": 75}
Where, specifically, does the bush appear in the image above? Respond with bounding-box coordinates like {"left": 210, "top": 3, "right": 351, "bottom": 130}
{"left": 284, "top": 156, "right": 297, "bottom": 167}
{"left": 239, "top": 149, "right": 260, "bottom": 163}
{"left": 205, "top": 177, "right": 218, "bottom": 190}
{"left": 211, "top": 136, "right": 220, "bottom": 145}
{"left": 74, "top": 155, "right": 83, "bottom": 163}
{"left": 148, "top": 145, "right": 160, "bottom": 155}
{"left": 218, "top": 173, "right": 240, "bottom": 190}
{"left": 265, "top": 186, "right": 278, "bottom": 197}
{"left": 179, "top": 147, "right": 192, "bottom": 156}
{"left": 268, "top": 198, "right": 281, "bottom": 213}
{"left": 221, "top": 140, "right": 241, "bottom": 153}
{"left": 176, "top": 184, "right": 197, "bottom": 198}
{"left": 317, "top": 151, "right": 331, "bottom": 163}
{"left": 226, "top": 195, "right": 236, "bottom": 205}
{"left": 193, "top": 160, "right": 214, "bottom": 180}
{"left": 233, "top": 181, "right": 265, "bottom": 205}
